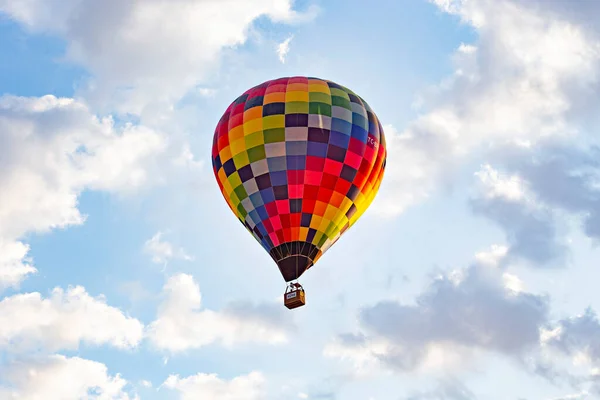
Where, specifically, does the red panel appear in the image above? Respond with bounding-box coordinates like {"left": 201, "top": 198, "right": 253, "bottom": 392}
{"left": 323, "top": 158, "right": 343, "bottom": 176}
{"left": 276, "top": 230, "right": 285, "bottom": 243}
{"left": 288, "top": 184, "right": 303, "bottom": 199}
{"left": 265, "top": 202, "right": 278, "bottom": 217}
{"left": 263, "top": 219, "right": 274, "bottom": 233}
{"left": 290, "top": 214, "right": 301, "bottom": 226}
{"left": 348, "top": 137, "right": 366, "bottom": 155}
{"left": 317, "top": 187, "right": 334, "bottom": 203}
{"left": 321, "top": 173, "right": 338, "bottom": 190}
{"left": 276, "top": 200, "right": 290, "bottom": 214}
{"left": 287, "top": 170, "right": 304, "bottom": 185}
{"left": 228, "top": 112, "right": 243, "bottom": 129}
{"left": 306, "top": 156, "right": 325, "bottom": 171}
{"left": 270, "top": 216, "right": 282, "bottom": 231}
{"left": 305, "top": 171, "right": 322, "bottom": 185}
{"left": 280, "top": 214, "right": 291, "bottom": 229}
{"left": 266, "top": 83, "right": 287, "bottom": 93}
{"left": 302, "top": 199, "right": 316, "bottom": 213}
{"left": 288, "top": 76, "right": 309, "bottom": 84}
{"left": 344, "top": 151, "right": 362, "bottom": 170}
{"left": 303, "top": 185, "right": 320, "bottom": 200}
{"left": 334, "top": 179, "right": 351, "bottom": 195}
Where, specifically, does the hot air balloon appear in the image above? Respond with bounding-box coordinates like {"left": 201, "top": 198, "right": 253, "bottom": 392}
{"left": 211, "top": 76, "right": 387, "bottom": 309}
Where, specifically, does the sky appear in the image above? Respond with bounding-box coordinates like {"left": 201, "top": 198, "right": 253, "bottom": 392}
{"left": 1, "top": 0, "right": 600, "bottom": 399}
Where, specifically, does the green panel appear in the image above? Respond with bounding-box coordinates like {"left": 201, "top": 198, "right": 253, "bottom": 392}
{"left": 263, "top": 115, "right": 285, "bottom": 129}
{"left": 234, "top": 184, "right": 248, "bottom": 201}
{"left": 245, "top": 130, "right": 264, "bottom": 148}
{"left": 317, "top": 233, "right": 328, "bottom": 247}
{"left": 263, "top": 128, "right": 285, "bottom": 143}
{"left": 329, "top": 88, "right": 350, "bottom": 99}
{"left": 237, "top": 203, "right": 248, "bottom": 218}
{"left": 309, "top": 102, "right": 332, "bottom": 117}
{"left": 309, "top": 92, "right": 331, "bottom": 104}
{"left": 227, "top": 171, "right": 242, "bottom": 188}
{"left": 285, "top": 101, "right": 309, "bottom": 114}
{"left": 233, "top": 152, "right": 250, "bottom": 169}
{"left": 331, "top": 96, "right": 351, "bottom": 110}
{"left": 247, "top": 145, "right": 267, "bottom": 163}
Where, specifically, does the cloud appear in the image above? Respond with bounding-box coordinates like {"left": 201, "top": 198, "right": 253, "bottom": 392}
{"left": 491, "top": 145, "right": 600, "bottom": 240}
{"left": 470, "top": 164, "right": 568, "bottom": 266}
{"left": 325, "top": 245, "right": 549, "bottom": 373}
{"left": 0, "top": 0, "right": 316, "bottom": 115}
{"left": 0, "top": 94, "right": 172, "bottom": 286}
{"left": 0, "top": 354, "right": 136, "bottom": 400}
{"left": 277, "top": 35, "right": 293, "bottom": 63}
{"left": 0, "top": 285, "right": 144, "bottom": 353}
{"left": 545, "top": 308, "right": 600, "bottom": 366}
{"left": 374, "top": 0, "right": 600, "bottom": 216}
{"left": 146, "top": 274, "right": 290, "bottom": 352}
{"left": 0, "top": 240, "right": 36, "bottom": 291}
{"left": 405, "top": 378, "right": 476, "bottom": 400}
{"left": 144, "top": 231, "right": 193, "bottom": 265}
{"left": 162, "top": 371, "right": 265, "bottom": 400}
{"left": 0, "top": 94, "right": 166, "bottom": 239}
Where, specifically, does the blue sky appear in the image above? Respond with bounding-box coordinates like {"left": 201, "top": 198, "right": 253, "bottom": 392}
{"left": 1, "top": 0, "right": 600, "bottom": 399}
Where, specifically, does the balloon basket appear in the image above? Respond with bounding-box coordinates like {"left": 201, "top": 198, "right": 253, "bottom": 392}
{"left": 284, "top": 282, "right": 306, "bottom": 309}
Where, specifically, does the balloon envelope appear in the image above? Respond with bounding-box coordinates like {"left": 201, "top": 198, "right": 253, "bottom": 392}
{"left": 211, "top": 76, "right": 386, "bottom": 281}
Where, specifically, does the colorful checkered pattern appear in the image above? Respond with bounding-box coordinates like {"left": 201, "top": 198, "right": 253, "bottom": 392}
{"left": 212, "top": 76, "right": 387, "bottom": 279}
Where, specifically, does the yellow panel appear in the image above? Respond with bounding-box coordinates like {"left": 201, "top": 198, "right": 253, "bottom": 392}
{"left": 317, "top": 217, "right": 330, "bottom": 232}
{"left": 222, "top": 178, "right": 233, "bottom": 195}
{"left": 285, "top": 90, "right": 309, "bottom": 102}
{"left": 219, "top": 146, "right": 232, "bottom": 162}
{"left": 230, "top": 138, "right": 247, "bottom": 156}
{"left": 339, "top": 198, "right": 352, "bottom": 212}
{"left": 312, "top": 232, "right": 323, "bottom": 246}
{"left": 309, "top": 215, "right": 322, "bottom": 230}
{"left": 323, "top": 204, "right": 338, "bottom": 221}
{"left": 243, "top": 118, "right": 263, "bottom": 135}
{"left": 333, "top": 212, "right": 347, "bottom": 227}
{"left": 229, "top": 125, "right": 244, "bottom": 141}
{"left": 299, "top": 227, "right": 309, "bottom": 242}
{"left": 308, "top": 83, "right": 330, "bottom": 94}
{"left": 263, "top": 115, "right": 285, "bottom": 129}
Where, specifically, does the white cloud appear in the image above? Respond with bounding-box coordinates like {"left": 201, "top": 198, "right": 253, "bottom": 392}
{"left": 146, "top": 274, "right": 290, "bottom": 352}
{"left": 404, "top": 378, "right": 476, "bottom": 400}
{"left": 277, "top": 35, "right": 294, "bottom": 63}
{"left": 0, "top": 240, "right": 36, "bottom": 291}
{"left": 162, "top": 371, "right": 265, "bottom": 400}
{"left": 144, "top": 231, "right": 193, "bottom": 265}
{"left": 0, "top": 285, "right": 144, "bottom": 353}
{"left": 139, "top": 379, "right": 153, "bottom": 388}
{"left": 470, "top": 164, "right": 567, "bottom": 265}
{"left": 0, "top": 94, "right": 166, "bottom": 238}
{"left": 0, "top": 0, "right": 316, "bottom": 115}
{"left": 325, "top": 245, "right": 548, "bottom": 373}
{"left": 474, "top": 164, "right": 528, "bottom": 202}
{"left": 374, "top": 0, "right": 600, "bottom": 216}
{"left": 0, "top": 354, "right": 136, "bottom": 400}
{"left": 0, "top": 94, "right": 168, "bottom": 286}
